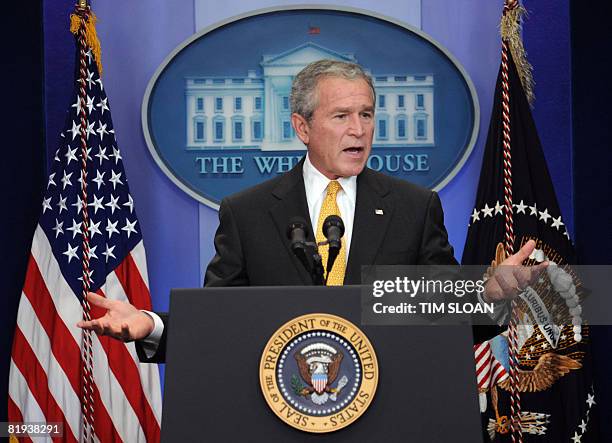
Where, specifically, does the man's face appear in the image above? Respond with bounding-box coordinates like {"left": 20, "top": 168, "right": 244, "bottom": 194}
{"left": 292, "top": 77, "right": 375, "bottom": 179}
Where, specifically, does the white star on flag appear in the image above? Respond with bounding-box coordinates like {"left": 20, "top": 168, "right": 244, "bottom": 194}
{"left": 95, "top": 145, "right": 109, "bottom": 164}
{"left": 57, "top": 195, "right": 67, "bottom": 213}
{"left": 97, "top": 121, "right": 109, "bottom": 140}
{"left": 102, "top": 243, "right": 116, "bottom": 262}
{"left": 92, "top": 170, "right": 105, "bottom": 190}
{"left": 62, "top": 242, "right": 79, "bottom": 263}
{"left": 52, "top": 219, "right": 64, "bottom": 238}
{"left": 89, "top": 219, "right": 102, "bottom": 239}
{"left": 90, "top": 194, "right": 105, "bottom": 214}
{"left": 122, "top": 219, "right": 138, "bottom": 238}
{"left": 515, "top": 200, "right": 527, "bottom": 214}
{"left": 70, "top": 120, "right": 80, "bottom": 140}
{"left": 586, "top": 393, "right": 596, "bottom": 407}
{"left": 42, "top": 197, "right": 52, "bottom": 214}
{"left": 86, "top": 95, "right": 95, "bottom": 113}
{"left": 494, "top": 200, "right": 503, "bottom": 215}
{"left": 96, "top": 97, "right": 109, "bottom": 115}
{"left": 111, "top": 146, "right": 122, "bottom": 164}
{"left": 123, "top": 194, "right": 134, "bottom": 213}
{"left": 105, "top": 219, "right": 119, "bottom": 239}
{"left": 66, "top": 218, "right": 82, "bottom": 239}
{"left": 71, "top": 196, "right": 84, "bottom": 214}
{"left": 538, "top": 208, "right": 552, "bottom": 223}
{"left": 482, "top": 203, "right": 494, "bottom": 217}
{"left": 109, "top": 170, "right": 123, "bottom": 189}
{"left": 551, "top": 216, "right": 564, "bottom": 230}
{"left": 85, "top": 121, "right": 96, "bottom": 139}
{"left": 106, "top": 194, "right": 120, "bottom": 214}
{"left": 471, "top": 208, "right": 480, "bottom": 223}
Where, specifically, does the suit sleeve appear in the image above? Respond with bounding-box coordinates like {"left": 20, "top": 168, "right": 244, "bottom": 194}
{"left": 418, "top": 192, "right": 503, "bottom": 342}
{"left": 204, "top": 197, "right": 250, "bottom": 287}
{"left": 135, "top": 313, "right": 168, "bottom": 363}
{"left": 136, "top": 199, "right": 251, "bottom": 363}
{"left": 417, "top": 191, "right": 458, "bottom": 265}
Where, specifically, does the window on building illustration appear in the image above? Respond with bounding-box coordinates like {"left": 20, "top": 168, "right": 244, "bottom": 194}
{"left": 378, "top": 95, "right": 386, "bottom": 109}
{"left": 397, "top": 118, "right": 407, "bottom": 139}
{"left": 194, "top": 119, "right": 205, "bottom": 142}
{"left": 397, "top": 95, "right": 405, "bottom": 109}
{"left": 416, "top": 117, "right": 427, "bottom": 139}
{"left": 282, "top": 96, "right": 290, "bottom": 111}
{"left": 213, "top": 78, "right": 225, "bottom": 84}
{"left": 377, "top": 117, "right": 388, "bottom": 140}
{"left": 196, "top": 97, "right": 204, "bottom": 112}
{"left": 416, "top": 94, "right": 425, "bottom": 109}
{"left": 394, "top": 76, "right": 407, "bottom": 82}
{"left": 252, "top": 119, "right": 263, "bottom": 141}
{"left": 282, "top": 120, "right": 292, "bottom": 140}
{"left": 233, "top": 120, "right": 243, "bottom": 141}
{"left": 234, "top": 97, "right": 242, "bottom": 112}
{"left": 254, "top": 96, "right": 262, "bottom": 111}
{"left": 214, "top": 118, "right": 225, "bottom": 142}
{"left": 215, "top": 97, "right": 223, "bottom": 112}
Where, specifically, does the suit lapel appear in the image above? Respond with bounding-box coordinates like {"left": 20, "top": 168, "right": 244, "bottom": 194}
{"left": 345, "top": 169, "right": 394, "bottom": 284}
{"left": 268, "top": 159, "right": 314, "bottom": 285}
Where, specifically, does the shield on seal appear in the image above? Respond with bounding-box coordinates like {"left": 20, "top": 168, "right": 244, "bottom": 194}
{"left": 311, "top": 373, "right": 328, "bottom": 394}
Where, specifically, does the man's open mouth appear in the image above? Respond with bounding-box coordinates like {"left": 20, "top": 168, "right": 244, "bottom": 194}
{"left": 343, "top": 147, "right": 364, "bottom": 153}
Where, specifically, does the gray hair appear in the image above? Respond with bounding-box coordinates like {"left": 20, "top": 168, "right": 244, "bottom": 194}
{"left": 290, "top": 60, "right": 376, "bottom": 122}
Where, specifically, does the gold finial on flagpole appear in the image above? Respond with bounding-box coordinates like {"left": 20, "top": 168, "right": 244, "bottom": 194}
{"left": 78, "top": 0, "right": 87, "bottom": 8}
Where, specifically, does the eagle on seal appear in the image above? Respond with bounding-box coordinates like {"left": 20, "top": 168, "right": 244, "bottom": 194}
{"left": 295, "top": 343, "right": 343, "bottom": 395}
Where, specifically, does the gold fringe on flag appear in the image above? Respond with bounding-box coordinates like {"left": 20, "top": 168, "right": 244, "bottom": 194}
{"left": 70, "top": 10, "right": 103, "bottom": 75}
{"left": 501, "top": 4, "right": 534, "bottom": 106}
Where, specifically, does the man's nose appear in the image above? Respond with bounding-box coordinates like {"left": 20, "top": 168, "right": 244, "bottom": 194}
{"left": 347, "top": 114, "right": 365, "bottom": 137}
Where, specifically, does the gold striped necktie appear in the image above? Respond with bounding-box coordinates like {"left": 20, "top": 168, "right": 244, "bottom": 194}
{"left": 315, "top": 180, "right": 346, "bottom": 286}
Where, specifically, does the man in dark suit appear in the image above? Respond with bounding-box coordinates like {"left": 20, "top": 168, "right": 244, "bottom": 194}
{"left": 78, "top": 60, "right": 540, "bottom": 362}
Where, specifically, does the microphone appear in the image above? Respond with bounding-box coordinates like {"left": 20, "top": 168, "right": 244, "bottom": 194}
{"left": 322, "top": 215, "right": 345, "bottom": 279}
{"left": 286, "top": 217, "right": 309, "bottom": 252}
{"left": 286, "top": 217, "right": 325, "bottom": 285}
{"left": 322, "top": 215, "right": 345, "bottom": 254}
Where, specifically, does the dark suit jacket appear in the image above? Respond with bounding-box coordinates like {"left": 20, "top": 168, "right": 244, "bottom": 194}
{"left": 137, "top": 161, "right": 458, "bottom": 362}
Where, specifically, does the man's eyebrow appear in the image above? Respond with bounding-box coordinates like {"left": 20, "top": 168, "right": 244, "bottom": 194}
{"left": 330, "top": 106, "right": 375, "bottom": 113}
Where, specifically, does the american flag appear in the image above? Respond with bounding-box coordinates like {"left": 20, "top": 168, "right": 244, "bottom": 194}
{"left": 8, "top": 24, "right": 162, "bottom": 442}
{"left": 474, "top": 341, "right": 508, "bottom": 392}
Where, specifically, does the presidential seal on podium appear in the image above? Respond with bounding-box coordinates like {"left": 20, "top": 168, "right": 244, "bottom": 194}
{"left": 259, "top": 313, "right": 378, "bottom": 433}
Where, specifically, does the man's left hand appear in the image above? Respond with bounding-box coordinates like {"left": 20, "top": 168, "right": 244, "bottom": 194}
{"left": 483, "top": 240, "right": 548, "bottom": 303}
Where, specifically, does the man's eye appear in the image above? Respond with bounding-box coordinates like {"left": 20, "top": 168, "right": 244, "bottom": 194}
{"left": 335, "top": 114, "right": 347, "bottom": 120}
{"left": 361, "top": 112, "right": 373, "bottom": 119}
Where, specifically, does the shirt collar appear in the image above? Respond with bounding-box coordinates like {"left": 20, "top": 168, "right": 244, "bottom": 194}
{"left": 303, "top": 154, "right": 357, "bottom": 205}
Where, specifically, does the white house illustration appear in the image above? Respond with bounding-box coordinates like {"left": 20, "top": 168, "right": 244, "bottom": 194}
{"left": 185, "top": 42, "right": 434, "bottom": 151}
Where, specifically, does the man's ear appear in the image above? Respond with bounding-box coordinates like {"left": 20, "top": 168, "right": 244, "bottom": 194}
{"left": 292, "top": 113, "right": 310, "bottom": 145}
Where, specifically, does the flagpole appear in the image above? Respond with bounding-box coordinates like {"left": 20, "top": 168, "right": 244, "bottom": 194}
{"left": 501, "top": 1, "right": 523, "bottom": 442}
{"left": 73, "top": 2, "right": 96, "bottom": 441}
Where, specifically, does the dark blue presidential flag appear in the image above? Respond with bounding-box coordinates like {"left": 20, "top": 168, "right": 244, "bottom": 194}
{"left": 463, "top": 3, "right": 598, "bottom": 442}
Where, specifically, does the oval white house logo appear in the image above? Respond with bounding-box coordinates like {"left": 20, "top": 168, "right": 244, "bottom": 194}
{"left": 142, "top": 6, "right": 479, "bottom": 209}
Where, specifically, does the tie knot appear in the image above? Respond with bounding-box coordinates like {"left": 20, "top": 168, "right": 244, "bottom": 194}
{"left": 327, "top": 180, "right": 341, "bottom": 197}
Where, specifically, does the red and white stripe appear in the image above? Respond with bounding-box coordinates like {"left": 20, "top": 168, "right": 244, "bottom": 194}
{"left": 9, "top": 225, "right": 162, "bottom": 442}
{"left": 474, "top": 341, "right": 508, "bottom": 391}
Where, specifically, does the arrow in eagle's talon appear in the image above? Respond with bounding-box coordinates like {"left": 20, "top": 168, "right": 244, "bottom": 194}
{"left": 330, "top": 376, "right": 349, "bottom": 401}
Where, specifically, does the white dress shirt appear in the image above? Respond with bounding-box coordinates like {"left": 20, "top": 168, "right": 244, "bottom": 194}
{"left": 140, "top": 155, "right": 359, "bottom": 355}
{"left": 302, "top": 154, "right": 357, "bottom": 259}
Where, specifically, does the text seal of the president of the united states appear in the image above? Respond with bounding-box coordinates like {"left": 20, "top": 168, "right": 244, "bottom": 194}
{"left": 259, "top": 313, "right": 378, "bottom": 433}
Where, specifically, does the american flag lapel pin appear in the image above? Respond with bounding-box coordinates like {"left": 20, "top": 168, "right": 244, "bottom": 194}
{"left": 375, "top": 209, "right": 384, "bottom": 215}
